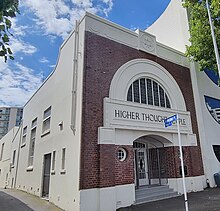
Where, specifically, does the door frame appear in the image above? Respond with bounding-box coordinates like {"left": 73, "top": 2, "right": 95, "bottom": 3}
{"left": 134, "top": 142, "right": 149, "bottom": 188}
{"left": 41, "top": 153, "right": 51, "bottom": 198}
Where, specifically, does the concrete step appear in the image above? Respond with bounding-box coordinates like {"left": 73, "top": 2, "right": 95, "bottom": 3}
{"left": 135, "top": 187, "right": 175, "bottom": 198}
{"left": 135, "top": 185, "right": 179, "bottom": 204}
{"left": 135, "top": 185, "right": 170, "bottom": 195}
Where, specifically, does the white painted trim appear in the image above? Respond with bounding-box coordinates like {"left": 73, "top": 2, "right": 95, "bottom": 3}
{"left": 84, "top": 12, "right": 190, "bottom": 68}
{"left": 104, "top": 98, "right": 192, "bottom": 134}
{"left": 109, "top": 59, "right": 186, "bottom": 111}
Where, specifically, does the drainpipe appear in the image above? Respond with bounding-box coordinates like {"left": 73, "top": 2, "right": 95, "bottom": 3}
{"left": 70, "top": 20, "right": 79, "bottom": 134}
{"left": 13, "top": 122, "right": 23, "bottom": 189}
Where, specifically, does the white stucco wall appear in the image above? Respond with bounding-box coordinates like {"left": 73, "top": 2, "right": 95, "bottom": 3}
{"left": 146, "top": 0, "right": 190, "bottom": 53}
{"left": 0, "top": 127, "right": 19, "bottom": 188}
{"left": 195, "top": 69, "right": 220, "bottom": 187}
{"left": 14, "top": 16, "right": 86, "bottom": 211}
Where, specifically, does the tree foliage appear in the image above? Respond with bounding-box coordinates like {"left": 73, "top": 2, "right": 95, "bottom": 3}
{"left": 0, "top": 0, "right": 19, "bottom": 62}
{"left": 183, "top": 0, "right": 220, "bottom": 72}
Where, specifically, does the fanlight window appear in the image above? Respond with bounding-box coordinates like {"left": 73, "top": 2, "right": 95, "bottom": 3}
{"left": 127, "top": 78, "right": 171, "bottom": 108}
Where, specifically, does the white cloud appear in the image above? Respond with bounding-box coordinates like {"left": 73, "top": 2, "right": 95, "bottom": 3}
{"left": 11, "top": 19, "right": 28, "bottom": 37}
{"left": 50, "top": 64, "right": 56, "bottom": 68}
{"left": 10, "top": 37, "right": 37, "bottom": 55}
{"left": 39, "top": 57, "right": 49, "bottom": 63}
{"left": 102, "top": 0, "right": 113, "bottom": 16}
{"left": 21, "top": 0, "right": 114, "bottom": 39}
{"left": 0, "top": 0, "right": 114, "bottom": 107}
{"left": 0, "top": 60, "right": 42, "bottom": 106}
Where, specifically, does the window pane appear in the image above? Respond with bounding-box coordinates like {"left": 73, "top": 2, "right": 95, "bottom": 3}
{"left": 31, "top": 128, "right": 36, "bottom": 139}
{"left": 165, "top": 94, "right": 171, "bottom": 108}
{"left": 28, "top": 156, "right": 33, "bottom": 167}
{"left": 12, "top": 150, "right": 16, "bottom": 165}
{"left": 43, "top": 107, "right": 51, "bottom": 119}
{"left": 140, "top": 78, "right": 147, "bottom": 104}
{"left": 61, "top": 148, "right": 66, "bottom": 170}
{"left": 127, "top": 85, "right": 132, "bottom": 102}
{"left": 23, "top": 126, "right": 27, "bottom": 135}
{"left": 126, "top": 77, "right": 171, "bottom": 109}
{"left": 22, "top": 135, "right": 26, "bottom": 145}
{"left": 28, "top": 128, "right": 36, "bottom": 167}
{"left": 32, "top": 118, "right": 37, "bottom": 128}
{"left": 52, "top": 151, "right": 56, "bottom": 171}
{"left": 147, "top": 79, "right": 153, "bottom": 105}
{"left": 0, "top": 143, "right": 4, "bottom": 161}
{"left": 159, "top": 86, "right": 165, "bottom": 107}
{"left": 153, "top": 81, "right": 159, "bottom": 106}
{"left": 30, "top": 139, "right": 35, "bottom": 156}
{"left": 42, "top": 118, "right": 50, "bottom": 133}
{"left": 133, "top": 80, "right": 140, "bottom": 103}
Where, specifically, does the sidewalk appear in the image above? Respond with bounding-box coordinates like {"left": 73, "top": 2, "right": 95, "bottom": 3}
{"left": 0, "top": 188, "right": 63, "bottom": 211}
{"left": 118, "top": 188, "right": 220, "bottom": 211}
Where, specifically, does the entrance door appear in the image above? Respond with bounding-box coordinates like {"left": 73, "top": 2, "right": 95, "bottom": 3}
{"left": 134, "top": 142, "right": 149, "bottom": 187}
{"left": 42, "top": 154, "right": 51, "bottom": 198}
{"left": 137, "top": 148, "right": 148, "bottom": 186}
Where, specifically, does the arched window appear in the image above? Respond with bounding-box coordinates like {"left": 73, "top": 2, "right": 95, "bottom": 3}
{"left": 127, "top": 78, "right": 171, "bottom": 108}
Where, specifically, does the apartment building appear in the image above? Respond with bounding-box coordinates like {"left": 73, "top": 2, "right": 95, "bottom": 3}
{"left": 0, "top": 107, "right": 23, "bottom": 139}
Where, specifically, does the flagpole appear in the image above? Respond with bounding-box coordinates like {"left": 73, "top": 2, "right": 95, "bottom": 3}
{"left": 206, "top": 0, "right": 220, "bottom": 77}
{"left": 177, "top": 114, "right": 189, "bottom": 211}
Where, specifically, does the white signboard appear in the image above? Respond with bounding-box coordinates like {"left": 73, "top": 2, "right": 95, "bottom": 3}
{"left": 104, "top": 98, "right": 193, "bottom": 134}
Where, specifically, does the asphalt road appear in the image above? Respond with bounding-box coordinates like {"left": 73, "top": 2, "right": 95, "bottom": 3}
{"left": 0, "top": 191, "right": 33, "bottom": 211}
{"left": 118, "top": 188, "right": 220, "bottom": 211}
{"left": 0, "top": 189, "right": 63, "bottom": 211}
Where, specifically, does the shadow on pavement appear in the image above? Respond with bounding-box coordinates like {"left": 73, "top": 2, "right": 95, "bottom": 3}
{"left": 0, "top": 191, "right": 34, "bottom": 211}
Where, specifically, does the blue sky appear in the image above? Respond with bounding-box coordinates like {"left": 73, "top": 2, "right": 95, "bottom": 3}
{"left": 0, "top": 0, "right": 170, "bottom": 107}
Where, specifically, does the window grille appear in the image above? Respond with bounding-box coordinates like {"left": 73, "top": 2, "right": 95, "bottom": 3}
{"left": 127, "top": 78, "right": 171, "bottom": 108}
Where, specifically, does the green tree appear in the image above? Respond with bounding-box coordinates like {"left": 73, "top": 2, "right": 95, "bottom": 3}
{"left": 0, "top": 0, "right": 19, "bottom": 62}
{"left": 184, "top": 0, "right": 220, "bottom": 72}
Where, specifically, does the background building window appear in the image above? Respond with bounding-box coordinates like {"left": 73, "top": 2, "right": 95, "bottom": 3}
{"left": 127, "top": 78, "right": 171, "bottom": 108}
{"left": 42, "top": 107, "right": 51, "bottom": 134}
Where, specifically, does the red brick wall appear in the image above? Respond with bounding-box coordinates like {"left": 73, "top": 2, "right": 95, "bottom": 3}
{"left": 115, "top": 145, "right": 134, "bottom": 186}
{"left": 157, "top": 146, "right": 203, "bottom": 178}
{"left": 99, "top": 145, "right": 134, "bottom": 188}
{"left": 148, "top": 146, "right": 203, "bottom": 179}
{"left": 79, "top": 31, "right": 204, "bottom": 190}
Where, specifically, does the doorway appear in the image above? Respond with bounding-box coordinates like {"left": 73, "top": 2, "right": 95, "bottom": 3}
{"left": 134, "top": 136, "right": 168, "bottom": 189}
{"left": 42, "top": 153, "right": 51, "bottom": 198}
{"left": 134, "top": 142, "right": 149, "bottom": 187}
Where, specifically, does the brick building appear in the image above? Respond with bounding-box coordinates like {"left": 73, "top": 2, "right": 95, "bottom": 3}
{"left": 0, "top": 1, "right": 218, "bottom": 210}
